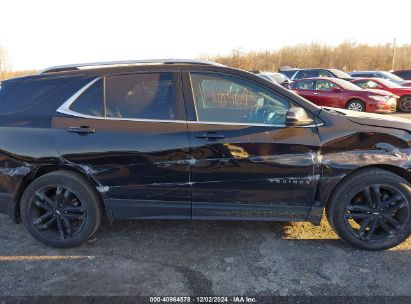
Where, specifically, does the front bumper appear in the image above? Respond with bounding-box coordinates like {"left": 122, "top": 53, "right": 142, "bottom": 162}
{"left": 373, "top": 97, "right": 397, "bottom": 113}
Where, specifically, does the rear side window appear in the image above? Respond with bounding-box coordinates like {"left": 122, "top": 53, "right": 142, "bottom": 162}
{"left": 70, "top": 80, "right": 103, "bottom": 117}
{"left": 0, "top": 77, "right": 74, "bottom": 114}
{"left": 105, "top": 73, "right": 175, "bottom": 120}
{"left": 291, "top": 80, "right": 315, "bottom": 90}
{"left": 294, "top": 70, "right": 319, "bottom": 79}
{"left": 318, "top": 70, "right": 333, "bottom": 77}
{"left": 394, "top": 71, "right": 411, "bottom": 79}
{"left": 351, "top": 73, "right": 373, "bottom": 78}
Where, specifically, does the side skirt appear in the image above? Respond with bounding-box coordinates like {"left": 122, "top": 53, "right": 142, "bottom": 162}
{"left": 109, "top": 199, "right": 314, "bottom": 222}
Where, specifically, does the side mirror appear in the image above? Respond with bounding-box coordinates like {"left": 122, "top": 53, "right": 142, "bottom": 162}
{"left": 286, "top": 106, "right": 314, "bottom": 126}
{"left": 331, "top": 87, "right": 341, "bottom": 93}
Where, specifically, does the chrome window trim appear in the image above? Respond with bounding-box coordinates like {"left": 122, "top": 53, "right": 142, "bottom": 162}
{"left": 56, "top": 77, "right": 102, "bottom": 117}
{"left": 56, "top": 76, "right": 323, "bottom": 128}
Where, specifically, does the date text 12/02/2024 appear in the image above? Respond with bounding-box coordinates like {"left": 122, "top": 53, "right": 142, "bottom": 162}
{"left": 149, "top": 296, "right": 257, "bottom": 303}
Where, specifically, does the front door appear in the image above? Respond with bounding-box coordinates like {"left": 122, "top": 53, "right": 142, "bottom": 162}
{"left": 314, "top": 79, "right": 343, "bottom": 108}
{"left": 52, "top": 71, "right": 192, "bottom": 219}
{"left": 183, "top": 72, "right": 321, "bottom": 220}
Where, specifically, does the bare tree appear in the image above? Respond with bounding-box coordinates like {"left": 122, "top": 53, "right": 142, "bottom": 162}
{"left": 0, "top": 46, "right": 10, "bottom": 81}
{"left": 206, "top": 42, "right": 411, "bottom": 72}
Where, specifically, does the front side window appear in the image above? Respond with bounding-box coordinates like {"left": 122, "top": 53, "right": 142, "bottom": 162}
{"left": 105, "top": 73, "right": 175, "bottom": 120}
{"left": 190, "top": 73, "right": 290, "bottom": 125}
{"left": 354, "top": 80, "right": 379, "bottom": 89}
{"left": 316, "top": 80, "right": 337, "bottom": 91}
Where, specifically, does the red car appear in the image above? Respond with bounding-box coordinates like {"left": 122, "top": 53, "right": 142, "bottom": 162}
{"left": 289, "top": 77, "right": 397, "bottom": 113}
{"left": 351, "top": 78, "right": 411, "bottom": 112}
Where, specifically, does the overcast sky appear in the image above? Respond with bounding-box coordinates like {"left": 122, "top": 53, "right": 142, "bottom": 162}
{"left": 1, "top": 0, "right": 410, "bottom": 70}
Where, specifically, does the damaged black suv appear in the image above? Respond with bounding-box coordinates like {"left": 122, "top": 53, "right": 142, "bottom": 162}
{"left": 1, "top": 59, "right": 411, "bottom": 250}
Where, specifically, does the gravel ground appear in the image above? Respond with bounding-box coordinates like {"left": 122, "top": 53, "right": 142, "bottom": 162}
{"left": 0, "top": 112, "right": 410, "bottom": 297}
{"left": 0, "top": 214, "right": 410, "bottom": 296}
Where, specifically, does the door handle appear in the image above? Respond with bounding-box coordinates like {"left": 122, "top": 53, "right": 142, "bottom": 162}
{"left": 67, "top": 126, "right": 96, "bottom": 134}
{"left": 195, "top": 132, "right": 225, "bottom": 140}
{"left": 313, "top": 92, "right": 320, "bottom": 95}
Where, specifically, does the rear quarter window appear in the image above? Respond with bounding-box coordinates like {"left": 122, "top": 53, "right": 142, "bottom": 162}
{"left": 0, "top": 80, "right": 19, "bottom": 103}
{"left": 0, "top": 76, "right": 78, "bottom": 115}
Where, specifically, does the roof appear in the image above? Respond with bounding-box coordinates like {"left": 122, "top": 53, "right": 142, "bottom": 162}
{"left": 40, "top": 59, "right": 225, "bottom": 74}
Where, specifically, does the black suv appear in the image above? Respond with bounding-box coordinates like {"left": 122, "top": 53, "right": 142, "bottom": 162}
{"left": 1, "top": 59, "right": 411, "bottom": 250}
{"left": 279, "top": 68, "right": 353, "bottom": 81}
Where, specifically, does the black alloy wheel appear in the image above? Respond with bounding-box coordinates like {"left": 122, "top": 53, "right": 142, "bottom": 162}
{"left": 344, "top": 185, "right": 409, "bottom": 242}
{"left": 21, "top": 171, "right": 102, "bottom": 248}
{"left": 29, "top": 186, "right": 87, "bottom": 240}
{"left": 326, "top": 168, "right": 411, "bottom": 250}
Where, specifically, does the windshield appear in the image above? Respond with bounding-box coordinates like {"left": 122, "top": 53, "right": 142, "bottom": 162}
{"left": 268, "top": 73, "right": 289, "bottom": 83}
{"left": 377, "top": 78, "right": 402, "bottom": 88}
{"left": 330, "top": 69, "right": 351, "bottom": 78}
{"left": 330, "top": 78, "right": 364, "bottom": 90}
{"left": 380, "top": 71, "right": 405, "bottom": 82}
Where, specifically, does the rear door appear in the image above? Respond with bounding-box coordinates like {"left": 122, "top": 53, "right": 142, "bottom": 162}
{"left": 52, "top": 70, "right": 192, "bottom": 219}
{"left": 183, "top": 71, "right": 321, "bottom": 220}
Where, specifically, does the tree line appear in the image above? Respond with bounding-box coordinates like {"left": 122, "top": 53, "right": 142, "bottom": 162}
{"left": 204, "top": 40, "right": 411, "bottom": 73}
{"left": 1, "top": 41, "right": 411, "bottom": 81}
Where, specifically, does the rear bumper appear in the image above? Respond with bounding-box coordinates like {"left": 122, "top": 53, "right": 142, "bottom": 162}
{"left": 0, "top": 193, "right": 13, "bottom": 216}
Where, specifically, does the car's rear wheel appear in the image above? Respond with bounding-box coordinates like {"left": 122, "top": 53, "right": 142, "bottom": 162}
{"left": 20, "top": 171, "right": 102, "bottom": 248}
{"left": 326, "top": 168, "right": 411, "bottom": 250}
{"left": 398, "top": 95, "right": 411, "bottom": 112}
{"left": 346, "top": 99, "right": 365, "bottom": 112}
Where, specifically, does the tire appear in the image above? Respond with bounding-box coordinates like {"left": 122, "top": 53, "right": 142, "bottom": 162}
{"left": 326, "top": 168, "right": 411, "bottom": 250}
{"left": 398, "top": 95, "right": 411, "bottom": 112}
{"left": 346, "top": 99, "right": 365, "bottom": 112}
{"left": 20, "top": 170, "right": 102, "bottom": 248}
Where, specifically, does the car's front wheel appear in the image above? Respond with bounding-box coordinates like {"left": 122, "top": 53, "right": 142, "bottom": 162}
{"left": 346, "top": 99, "right": 365, "bottom": 112}
{"left": 326, "top": 168, "right": 411, "bottom": 250}
{"left": 398, "top": 95, "right": 411, "bottom": 112}
{"left": 20, "top": 170, "right": 102, "bottom": 248}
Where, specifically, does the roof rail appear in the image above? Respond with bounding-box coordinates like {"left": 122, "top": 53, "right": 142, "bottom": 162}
{"left": 40, "top": 59, "right": 225, "bottom": 74}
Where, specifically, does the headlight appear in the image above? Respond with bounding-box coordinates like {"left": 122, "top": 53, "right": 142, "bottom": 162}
{"left": 368, "top": 95, "right": 389, "bottom": 102}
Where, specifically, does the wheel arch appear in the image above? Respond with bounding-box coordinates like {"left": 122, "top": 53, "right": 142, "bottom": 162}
{"left": 13, "top": 165, "right": 112, "bottom": 223}
{"left": 325, "top": 164, "right": 411, "bottom": 210}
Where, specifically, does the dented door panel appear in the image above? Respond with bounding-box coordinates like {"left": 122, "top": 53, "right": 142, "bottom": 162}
{"left": 187, "top": 123, "right": 322, "bottom": 219}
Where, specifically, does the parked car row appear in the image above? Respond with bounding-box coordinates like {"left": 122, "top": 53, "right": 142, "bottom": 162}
{"left": 266, "top": 68, "right": 411, "bottom": 113}
{"left": 289, "top": 77, "right": 397, "bottom": 113}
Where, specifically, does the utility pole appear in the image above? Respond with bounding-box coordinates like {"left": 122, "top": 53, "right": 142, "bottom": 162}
{"left": 391, "top": 38, "right": 396, "bottom": 71}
